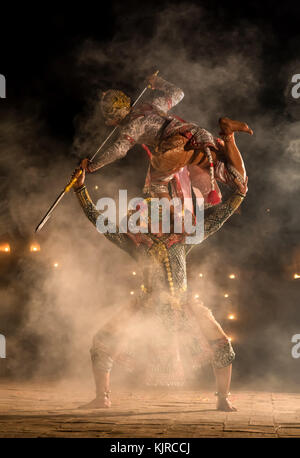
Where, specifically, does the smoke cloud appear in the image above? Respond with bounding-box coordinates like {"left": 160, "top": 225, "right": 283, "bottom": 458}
{"left": 1, "top": 2, "right": 300, "bottom": 393}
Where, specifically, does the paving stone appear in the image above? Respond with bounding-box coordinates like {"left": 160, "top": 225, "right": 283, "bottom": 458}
{"left": 0, "top": 383, "right": 299, "bottom": 437}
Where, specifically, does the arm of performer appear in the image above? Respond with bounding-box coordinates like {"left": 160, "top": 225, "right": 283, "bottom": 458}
{"left": 214, "top": 159, "right": 246, "bottom": 192}
{"left": 203, "top": 178, "right": 248, "bottom": 241}
{"left": 149, "top": 74, "right": 184, "bottom": 112}
{"left": 72, "top": 168, "right": 137, "bottom": 256}
{"left": 186, "top": 179, "right": 247, "bottom": 255}
{"left": 80, "top": 74, "right": 183, "bottom": 174}
{"left": 86, "top": 117, "right": 145, "bottom": 173}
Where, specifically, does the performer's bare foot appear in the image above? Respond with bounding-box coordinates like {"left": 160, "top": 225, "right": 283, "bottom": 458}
{"left": 216, "top": 394, "right": 237, "bottom": 412}
{"left": 78, "top": 394, "right": 111, "bottom": 410}
{"left": 219, "top": 117, "right": 253, "bottom": 136}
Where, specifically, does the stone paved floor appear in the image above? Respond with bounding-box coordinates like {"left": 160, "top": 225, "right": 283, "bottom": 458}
{"left": 0, "top": 382, "right": 300, "bottom": 437}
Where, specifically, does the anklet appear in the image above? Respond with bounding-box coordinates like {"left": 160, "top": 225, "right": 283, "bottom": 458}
{"left": 220, "top": 133, "right": 234, "bottom": 142}
{"left": 215, "top": 391, "right": 231, "bottom": 398}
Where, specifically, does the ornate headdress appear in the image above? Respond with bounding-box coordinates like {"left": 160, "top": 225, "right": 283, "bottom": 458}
{"left": 101, "top": 90, "right": 131, "bottom": 122}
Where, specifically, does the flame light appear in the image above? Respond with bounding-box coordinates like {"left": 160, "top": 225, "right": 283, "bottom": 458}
{"left": 0, "top": 243, "right": 10, "bottom": 253}
{"left": 198, "top": 273, "right": 203, "bottom": 278}
{"left": 229, "top": 274, "right": 236, "bottom": 279}
{"left": 132, "top": 271, "right": 136, "bottom": 276}
{"left": 228, "top": 314, "right": 236, "bottom": 320}
{"left": 194, "top": 294, "right": 199, "bottom": 299}
{"left": 30, "top": 243, "right": 40, "bottom": 252}
{"left": 224, "top": 293, "right": 229, "bottom": 298}
{"left": 53, "top": 263, "right": 59, "bottom": 268}
{"left": 294, "top": 274, "right": 300, "bottom": 279}
{"left": 130, "top": 291, "right": 134, "bottom": 295}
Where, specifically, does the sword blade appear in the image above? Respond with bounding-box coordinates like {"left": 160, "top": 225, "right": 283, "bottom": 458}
{"left": 131, "top": 85, "right": 148, "bottom": 108}
{"left": 35, "top": 190, "right": 66, "bottom": 233}
{"left": 90, "top": 126, "right": 118, "bottom": 162}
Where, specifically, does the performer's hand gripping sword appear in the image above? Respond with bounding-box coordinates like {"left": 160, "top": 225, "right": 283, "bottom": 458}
{"left": 35, "top": 71, "right": 159, "bottom": 233}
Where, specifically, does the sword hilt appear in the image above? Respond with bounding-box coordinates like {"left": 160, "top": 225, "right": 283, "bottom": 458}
{"left": 147, "top": 70, "right": 159, "bottom": 89}
{"left": 64, "top": 169, "right": 83, "bottom": 193}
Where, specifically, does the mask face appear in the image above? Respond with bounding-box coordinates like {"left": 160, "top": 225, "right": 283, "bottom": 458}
{"left": 105, "top": 106, "right": 131, "bottom": 125}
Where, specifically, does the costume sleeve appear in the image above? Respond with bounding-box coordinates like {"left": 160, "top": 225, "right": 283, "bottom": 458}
{"left": 185, "top": 191, "right": 245, "bottom": 255}
{"left": 214, "top": 160, "right": 245, "bottom": 187}
{"left": 151, "top": 76, "right": 184, "bottom": 112}
{"left": 203, "top": 191, "right": 245, "bottom": 240}
{"left": 75, "top": 185, "right": 136, "bottom": 256}
{"left": 88, "top": 117, "right": 146, "bottom": 173}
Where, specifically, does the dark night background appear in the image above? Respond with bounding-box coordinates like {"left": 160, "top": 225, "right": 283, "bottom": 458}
{"left": 1, "top": 0, "right": 300, "bottom": 390}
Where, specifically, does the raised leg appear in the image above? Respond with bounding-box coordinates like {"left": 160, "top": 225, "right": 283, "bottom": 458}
{"left": 218, "top": 116, "right": 253, "bottom": 182}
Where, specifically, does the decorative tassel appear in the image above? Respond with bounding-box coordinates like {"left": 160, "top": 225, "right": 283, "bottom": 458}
{"left": 207, "top": 189, "right": 221, "bottom": 205}
{"left": 205, "top": 146, "right": 221, "bottom": 205}
{"left": 141, "top": 143, "right": 153, "bottom": 159}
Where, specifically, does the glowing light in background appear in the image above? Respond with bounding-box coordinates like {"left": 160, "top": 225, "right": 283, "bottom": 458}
{"left": 0, "top": 243, "right": 10, "bottom": 253}
{"left": 293, "top": 273, "right": 300, "bottom": 279}
{"left": 130, "top": 291, "right": 134, "bottom": 295}
{"left": 198, "top": 273, "right": 203, "bottom": 278}
{"left": 53, "top": 263, "right": 59, "bottom": 268}
{"left": 224, "top": 293, "right": 229, "bottom": 298}
{"left": 30, "top": 243, "right": 40, "bottom": 252}
{"left": 228, "top": 314, "right": 236, "bottom": 320}
{"left": 194, "top": 294, "right": 199, "bottom": 299}
{"left": 229, "top": 274, "right": 236, "bottom": 279}
{"left": 94, "top": 185, "right": 99, "bottom": 190}
{"left": 132, "top": 271, "right": 136, "bottom": 276}
{"left": 228, "top": 337, "right": 232, "bottom": 342}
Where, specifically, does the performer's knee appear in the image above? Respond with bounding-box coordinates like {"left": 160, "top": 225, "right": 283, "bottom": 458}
{"left": 90, "top": 329, "right": 118, "bottom": 373}
{"left": 210, "top": 337, "right": 235, "bottom": 369}
{"left": 90, "top": 347, "right": 114, "bottom": 373}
